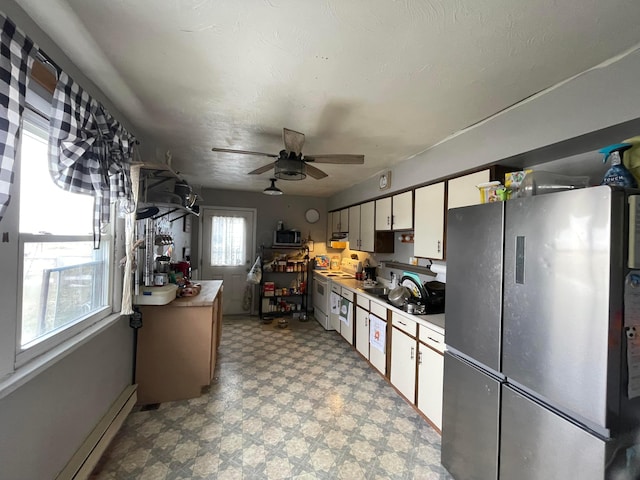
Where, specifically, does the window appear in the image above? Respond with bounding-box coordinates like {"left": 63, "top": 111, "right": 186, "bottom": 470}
{"left": 17, "top": 112, "right": 112, "bottom": 362}
{"left": 210, "top": 216, "right": 246, "bottom": 266}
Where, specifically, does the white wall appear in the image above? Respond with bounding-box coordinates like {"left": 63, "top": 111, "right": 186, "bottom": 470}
{"left": 329, "top": 47, "right": 640, "bottom": 210}
{"left": 0, "top": 2, "right": 148, "bottom": 478}
{"left": 193, "top": 188, "right": 330, "bottom": 269}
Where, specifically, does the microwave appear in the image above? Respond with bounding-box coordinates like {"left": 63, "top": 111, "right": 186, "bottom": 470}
{"left": 273, "top": 229, "right": 302, "bottom": 246}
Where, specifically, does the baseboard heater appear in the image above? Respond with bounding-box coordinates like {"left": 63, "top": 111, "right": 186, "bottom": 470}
{"left": 56, "top": 384, "right": 137, "bottom": 480}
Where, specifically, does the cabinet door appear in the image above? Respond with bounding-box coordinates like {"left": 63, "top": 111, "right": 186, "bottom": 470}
{"left": 375, "top": 197, "right": 392, "bottom": 230}
{"left": 340, "top": 209, "right": 349, "bottom": 233}
{"left": 390, "top": 328, "right": 417, "bottom": 402}
{"left": 348, "top": 205, "right": 361, "bottom": 250}
{"left": 359, "top": 201, "right": 375, "bottom": 252}
{"left": 447, "top": 170, "right": 489, "bottom": 210}
{"left": 392, "top": 191, "right": 413, "bottom": 230}
{"left": 369, "top": 313, "right": 387, "bottom": 375}
{"left": 355, "top": 306, "right": 369, "bottom": 357}
{"left": 339, "top": 299, "right": 354, "bottom": 345}
{"left": 414, "top": 182, "right": 445, "bottom": 259}
{"left": 417, "top": 343, "right": 444, "bottom": 430}
{"left": 327, "top": 210, "right": 333, "bottom": 242}
{"left": 331, "top": 211, "right": 341, "bottom": 233}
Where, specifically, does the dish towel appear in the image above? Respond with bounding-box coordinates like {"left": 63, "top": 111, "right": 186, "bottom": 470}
{"left": 339, "top": 298, "right": 351, "bottom": 326}
{"left": 330, "top": 292, "right": 340, "bottom": 314}
{"left": 370, "top": 314, "right": 386, "bottom": 352}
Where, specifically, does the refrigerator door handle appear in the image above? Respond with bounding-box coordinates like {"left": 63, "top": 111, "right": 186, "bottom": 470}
{"left": 515, "top": 235, "right": 525, "bottom": 284}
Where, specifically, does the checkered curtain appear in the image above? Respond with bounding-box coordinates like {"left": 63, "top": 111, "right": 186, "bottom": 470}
{"left": 0, "top": 13, "right": 36, "bottom": 223}
{"left": 48, "top": 71, "right": 136, "bottom": 247}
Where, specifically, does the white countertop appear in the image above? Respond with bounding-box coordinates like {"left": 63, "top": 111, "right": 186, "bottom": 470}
{"left": 328, "top": 277, "right": 445, "bottom": 335}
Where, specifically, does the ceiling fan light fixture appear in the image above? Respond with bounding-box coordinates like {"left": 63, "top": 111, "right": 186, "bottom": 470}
{"left": 263, "top": 178, "right": 283, "bottom": 196}
{"left": 274, "top": 158, "right": 306, "bottom": 180}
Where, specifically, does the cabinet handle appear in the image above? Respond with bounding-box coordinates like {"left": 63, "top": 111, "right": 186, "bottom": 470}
{"left": 398, "top": 321, "right": 406, "bottom": 326}
{"left": 387, "top": 215, "right": 390, "bottom": 226}
{"left": 437, "top": 240, "right": 441, "bottom": 253}
{"left": 365, "top": 317, "right": 368, "bottom": 327}
{"left": 410, "top": 346, "right": 415, "bottom": 359}
{"left": 418, "top": 351, "right": 423, "bottom": 365}
{"left": 427, "top": 336, "right": 440, "bottom": 344}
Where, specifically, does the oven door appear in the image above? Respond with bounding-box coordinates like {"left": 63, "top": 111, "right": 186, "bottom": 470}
{"left": 312, "top": 273, "right": 333, "bottom": 330}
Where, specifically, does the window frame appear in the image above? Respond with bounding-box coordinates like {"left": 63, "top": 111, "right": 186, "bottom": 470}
{"left": 14, "top": 106, "right": 117, "bottom": 368}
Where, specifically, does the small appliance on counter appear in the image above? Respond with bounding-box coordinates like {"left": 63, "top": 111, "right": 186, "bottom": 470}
{"left": 423, "top": 280, "right": 445, "bottom": 314}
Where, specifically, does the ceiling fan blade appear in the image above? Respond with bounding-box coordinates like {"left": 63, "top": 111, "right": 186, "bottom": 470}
{"left": 304, "top": 154, "right": 365, "bottom": 164}
{"left": 305, "top": 164, "right": 328, "bottom": 179}
{"left": 211, "top": 147, "right": 278, "bottom": 158}
{"left": 248, "top": 162, "right": 276, "bottom": 175}
{"left": 283, "top": 128, "right": 305, "bottom": 156}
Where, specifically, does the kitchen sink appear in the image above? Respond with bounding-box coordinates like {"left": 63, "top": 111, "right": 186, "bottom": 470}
{"left": 358, "top": 286, "right": 390, "bottom": 296}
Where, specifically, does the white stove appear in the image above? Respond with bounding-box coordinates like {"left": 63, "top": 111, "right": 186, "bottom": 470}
{"left": 312, "top": 258, "right": 361, "bottom": 330}
{"left": 314, "top": 258, "right": 360, "bottom": 279}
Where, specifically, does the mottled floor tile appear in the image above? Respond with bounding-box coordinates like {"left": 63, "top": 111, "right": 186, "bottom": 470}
{"left": 90, "top": 315, "right": 452, "bottom": 479}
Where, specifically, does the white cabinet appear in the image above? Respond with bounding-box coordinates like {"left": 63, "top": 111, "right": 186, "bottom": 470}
{"left": 359, "top": 201, "right": 375, "bottom": 251}
{"left": 332, "top": 209, "right": 349, "bottom": 233}
{"left": 417, "top": 343, "right": 444, "bottom": 430}
{"left": 414, "top": 182, "right": 445, "bottom": 259}
{"left": 339, "top": 287, "right": 354, "bottom": 345}
{"left": 390, "top": 326, "right": 417, "bottom": 402}
{"left": 348, "top": 205, "right": 361, "bottom": 250}
{"left": 375, "top": 197, "right": 392, "bottom": 231}
{"left": 368, "top": 312, "right": 387, "bottom": 375}
{"left": 355, "top": 305, "right": 369, "bottom": 357}
{"left": 375, "top": 192, "right": 412, "bottom": 231}
{"left": 392, "top": 191, "right": 413, "bottom": 230}
{"left": 447, "top": 169, "right": 490, "bottom": 210}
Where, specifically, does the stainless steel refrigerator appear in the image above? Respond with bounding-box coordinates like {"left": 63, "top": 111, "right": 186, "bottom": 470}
{"left": 442, "top": 185, "right": 640, "bottom": 480}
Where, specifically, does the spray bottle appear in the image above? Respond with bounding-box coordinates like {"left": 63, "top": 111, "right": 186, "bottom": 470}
{"left": 600, "top": 143, "right": 636, "bottom": 188}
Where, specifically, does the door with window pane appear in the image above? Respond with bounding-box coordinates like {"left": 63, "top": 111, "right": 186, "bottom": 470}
{"left": 201, "top": 208, "right": 255, "bottom": 314}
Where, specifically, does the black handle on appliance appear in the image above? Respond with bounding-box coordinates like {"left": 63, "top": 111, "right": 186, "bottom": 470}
{"left": 515, "top": 236, "right": 525, "bottom": 284}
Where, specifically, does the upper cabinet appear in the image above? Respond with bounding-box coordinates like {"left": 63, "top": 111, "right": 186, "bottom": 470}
{"left": 447, "top": 170, "right": 490, "bottom": 210}
{"left": 375, "top": 191, "right": 412, "bottom": 231}
{"left": 348, "top": 205, "right": 361, "bottom": 250}
{"left": 349, "top": 201, "right": 393, "bottom": 253}
{"left": 360, "top": 201, "right": 375, "bottom": 252}
{"left": 392, "top": 191, "right": 413, "bottom": 230}
{"left": 414, "top": 182, "right": 445, "bottom": 260}
{"left": 375, "top": 197, "right": 392, "bottom": 231}
{"left": 332, "top": 209, "right": 349, "bottom": 233}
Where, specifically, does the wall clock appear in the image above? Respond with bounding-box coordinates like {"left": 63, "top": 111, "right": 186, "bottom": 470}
{"left": 379, "top": 171, "right": 391, "bottom": 190}
{"left": 305, "top": 208, "right": 320, "bottom": 224}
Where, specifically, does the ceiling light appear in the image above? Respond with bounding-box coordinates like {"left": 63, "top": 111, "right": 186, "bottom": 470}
{"left": 263, "top": 178, "right": 283, "bottom": 195}
{"left": 274, "top": 158, "right": 306, "bottom": 180}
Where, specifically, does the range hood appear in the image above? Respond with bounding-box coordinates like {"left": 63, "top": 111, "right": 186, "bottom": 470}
{"left": 330, "top": 232, "right": 348, "bottom": 249}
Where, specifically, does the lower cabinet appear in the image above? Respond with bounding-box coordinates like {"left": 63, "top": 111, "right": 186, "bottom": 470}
{"left": 135, "top": 281, "right": 223, "bottom": 404}
{"left": 416, "top": 323, "right": 445, "bottom": 430}
{"left": 390, "top": 326, "right": 417, "bottom": 402}
{"left": 355, "top": 305, "right": 369, "bottom": 357}
{"left": 417, "top": 343, "right": 444, "bottom": 430}
{"left": 339, "top": 287, "right": 354, "bottom": 345}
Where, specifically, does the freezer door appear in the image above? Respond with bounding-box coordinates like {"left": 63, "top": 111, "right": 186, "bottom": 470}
{"left": 501, "top": 385, "right": 606, "bottom": 480}
{"left": 441, "top": 352, "right": 501, "bottom": 480}
{"left": 446, "top": 201, "right": 504, "bottom": 372}
{"left": 503, "top": 186, "right": 624, "bottom": 432}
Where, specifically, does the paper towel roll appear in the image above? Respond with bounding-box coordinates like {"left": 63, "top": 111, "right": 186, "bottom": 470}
{"left": 429, "top": 263, "right": 447, "bottom": 282}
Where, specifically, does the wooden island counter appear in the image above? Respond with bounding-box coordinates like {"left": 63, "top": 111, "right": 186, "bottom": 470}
{"left": 135, "top": 280, "right": 223, "bottom": 404}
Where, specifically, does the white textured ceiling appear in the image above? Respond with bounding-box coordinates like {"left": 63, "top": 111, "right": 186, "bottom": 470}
{"left": 15, "top": 0, "right": 640, "bottom": 196}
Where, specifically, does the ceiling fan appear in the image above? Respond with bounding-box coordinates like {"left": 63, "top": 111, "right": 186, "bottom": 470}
{"left": 211, "top": 128, "right": 364, "bottom": 180}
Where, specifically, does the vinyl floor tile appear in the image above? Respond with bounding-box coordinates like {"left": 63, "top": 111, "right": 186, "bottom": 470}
{"left": 90, "top": 316, "right": 452, "bottom": 479}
